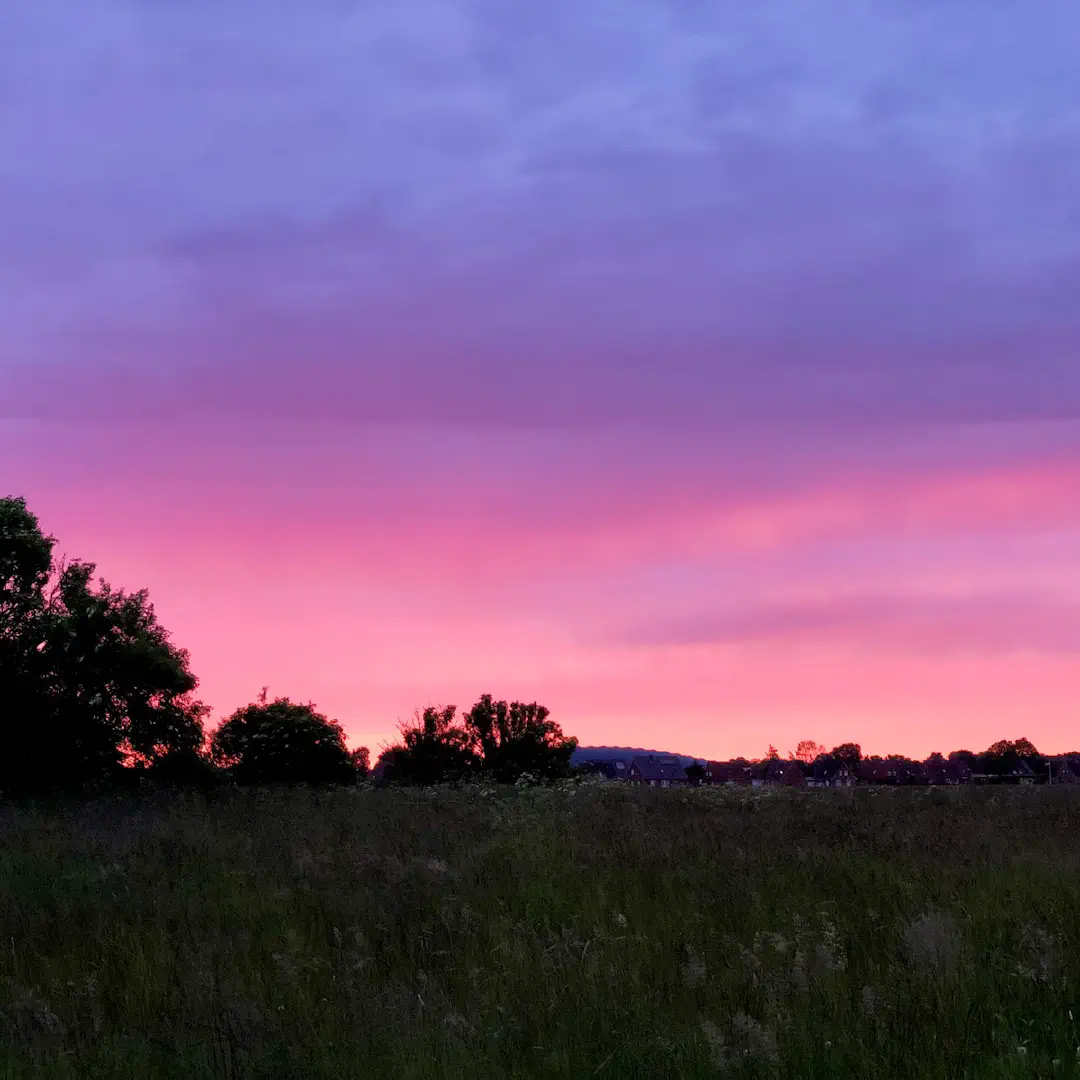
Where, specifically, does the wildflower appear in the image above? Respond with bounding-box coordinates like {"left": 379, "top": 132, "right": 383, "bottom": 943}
{"left": 901, "top": 911, "right": 964, "bottom": 974}
{"left": 444, "top": 1012, "right": 475, "bottom": 1037}
{"left": 731, "top": 1012, "right": 779, "bottom": 1067}
{"left": 816, "top": 914, "right": 847, "bottom": 972}
{"left": 613, "top": 912, "right": 628, "bottom": 929}
{"left": 682, "top": 945, "right": 707, "bottom": 988}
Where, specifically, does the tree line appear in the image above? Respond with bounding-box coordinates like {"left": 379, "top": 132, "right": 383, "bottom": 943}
{"left": 0, "top": 497, "right": 576, "bottom": 794}
{"left": 690, "top": 737, "right": 1067, "bottom": 782}
{"left": 782, "top": 737, "right": 1060, "bottom": 777}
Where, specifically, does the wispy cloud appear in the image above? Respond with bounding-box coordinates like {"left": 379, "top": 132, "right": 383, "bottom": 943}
{"left": 3, "top": 0, "right": 1080, "bottom": 426}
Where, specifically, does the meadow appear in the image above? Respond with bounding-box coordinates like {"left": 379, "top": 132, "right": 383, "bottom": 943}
{"left": 2, "top": 782, "right": 1080, "bottom": 1078}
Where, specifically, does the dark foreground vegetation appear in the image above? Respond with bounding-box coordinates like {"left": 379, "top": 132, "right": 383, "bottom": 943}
{"left": 4, "top": 783, "right": 1080, "bottom": 1079}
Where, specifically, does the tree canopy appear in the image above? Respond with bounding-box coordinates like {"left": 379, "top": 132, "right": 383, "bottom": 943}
{"left": 830, "top": 743, "right": 862, "bottom": 769}
{"left": 378, "top": 705, "right": 481, "bottom": 785}
{"left": 977, "top": 738, "right": 1043, "bottom": 777}
{"left": 210, "top": 692, "right": 357, "bottom": 785}
{"left": 379, "top": 695, "right": 577, "bottom": 785}
{"left": 462, "top": 694, "right": 577, "bottom": 782}
{"left": 1, "top": 496, "right": 208, "bottom": 792}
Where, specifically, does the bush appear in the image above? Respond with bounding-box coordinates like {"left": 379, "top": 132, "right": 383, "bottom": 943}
{"left": 210, "top": 694, "right": 356, "bottom": 785}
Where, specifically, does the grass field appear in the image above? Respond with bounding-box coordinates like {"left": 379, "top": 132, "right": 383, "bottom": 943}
{"left": 2, "top": 782, "right": 1080, "bottom": 1078}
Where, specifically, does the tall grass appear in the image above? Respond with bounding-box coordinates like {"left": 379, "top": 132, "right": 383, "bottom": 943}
{"left": 3, "top": 783, "right": 1080, "bottom": 1077}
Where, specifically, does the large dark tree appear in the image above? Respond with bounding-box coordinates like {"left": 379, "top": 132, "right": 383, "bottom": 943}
{"left": 462, "top": 694, "right": 577, "bottom": 782}
{"left": 378, "top": 705, "right": 480, "bottom": 785}
{"left": 978, "top": 738, "right": 1044, "bottom": 777}
{"left": 1, "top": 497, "right": 208, "bottom": 792}
{"left": 378, "top": 695, "right": 576, "bottom": 785}
{"left": 210, "top": 692, "right": 357, "bottom": 784}
{"left": 830, "top": 742, "right": 863, "bottom": 770}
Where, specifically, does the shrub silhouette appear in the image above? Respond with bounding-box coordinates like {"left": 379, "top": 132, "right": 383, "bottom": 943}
{"left": 377, "top": 705, "right": 480, "bottom": 785}
{"left": 380, "top": 695, "right": 577, "bottom": 785}
{"left": 462, "top": 694, "right": 577, "bottom": 782}
{"left": 211, "top": 693, "right": 356, "bottom": 785}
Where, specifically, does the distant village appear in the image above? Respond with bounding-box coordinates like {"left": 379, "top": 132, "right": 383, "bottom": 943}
{"left": 575, "top": 741, "right": 1080, "bottom": 789}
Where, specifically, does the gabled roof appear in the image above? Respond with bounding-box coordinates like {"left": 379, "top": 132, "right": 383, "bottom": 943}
{"left": 925, "top": 761, "right": 971, "bottom": 783}
{"left": 860, "top": 761, "right": 894, "bottom": 782}
{"left": 764, "top": 759, "right": 805, "bottom": 784}
{"left": 1007, "top": 759, "right": 1036, "bottom": 777}
{"left": 1050, "top": 757, "right": 1080, "bottom": 780}
{"left": 629, "top": 756, "right": 688, "bottom": 782}
{"left": 707, "top": 761, "right": 752, "bottom": 782}
{"left": 579, "top": 759, "right": 629, "bottom": 779}
{"left": 811, "top": 761, "right": 852, "bottom": 781}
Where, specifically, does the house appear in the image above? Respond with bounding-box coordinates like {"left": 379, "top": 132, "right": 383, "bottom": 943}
{"left": 706, "top": 761, "right": 753, "bottom": 786}
{"left": 859, "top": 760, "right": 895, "bottom": 784}
{"left": 1002, "top": 759, "right": 1037, "bottom": 785}
{"left": 626, "top": 756, "right": 689, "bottom": 788}
{"left": 859, "top": 758, "right": 921, "bottom": 784}
{"left": 925, "top": 761, "right": 972, "bottom": 785}
{"left": 760, "top": 759, "right": 805, "bottom": 787}
{"left": 807, "top": 762, "right": 855, "bottom": 788}
{"left": 578, "top": 759, "right": 629, "bottom": 780}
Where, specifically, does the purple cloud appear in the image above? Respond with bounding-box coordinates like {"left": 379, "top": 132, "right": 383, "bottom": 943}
{"left": 2, "top": 0, "right": 1080, "bottom": 429}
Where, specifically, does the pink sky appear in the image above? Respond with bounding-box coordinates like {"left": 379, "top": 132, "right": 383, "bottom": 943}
{"left": 7, "top": 417, "right": 1080, "bottom": 760}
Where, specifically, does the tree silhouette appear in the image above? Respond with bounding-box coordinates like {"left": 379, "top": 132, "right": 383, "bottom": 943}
{"left": 831, "top": 743, "right": 862, "bottom": 770}
{"left": 685, "top": 763, "right": 706, "bottom": 785}
{"left": 378, "top": 705, "right": 480, "bottom": 785}
{"left": 1, "top": 497, "right": 208, "bottom": 792}
{"left": 979, "top": 738, "right": 1043, "bottom": 777}
{"left": 462, "top": 694, "right": 577, "bottom": 782}
{"left": 379, "top": 695, "right": 577, "bottom": 784}
{"left": 211, "top": 693, "right": 356, "bottom": 785}
{"left": 350, "top": 746, "right": 371, "bottom": 777}
{"left": 794, "top": 740, "right": 822, "bottom": 764}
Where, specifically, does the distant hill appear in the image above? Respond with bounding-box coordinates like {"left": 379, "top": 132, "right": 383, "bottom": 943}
{"left": 572, "top": 746, "right": 704, "bottom": 768}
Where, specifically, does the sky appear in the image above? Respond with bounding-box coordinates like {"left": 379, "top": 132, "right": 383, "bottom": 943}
{"left": 3, "top": 0, "right": 1080, "bottom": 760}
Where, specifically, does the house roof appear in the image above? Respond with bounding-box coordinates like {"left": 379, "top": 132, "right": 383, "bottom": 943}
{"left": 764, "top": 759, "right": 805, "bottom": 783}
{"left": 1007, "top": 759, "right": 1036, "bottom": 777}
{"left": 707, "top": 761, "right": 751, "bottom": 782}
{"left": 579, "top": 759, "right": 629, "bottom": 779}
{"left": 925, "top": 761, "right": 971, "bottom": 783}
{"left": 629, "top": 756, "right": 688, "bottom": 782}
{"left": 811, "top": 761, "right": 851, "bottom": 781}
